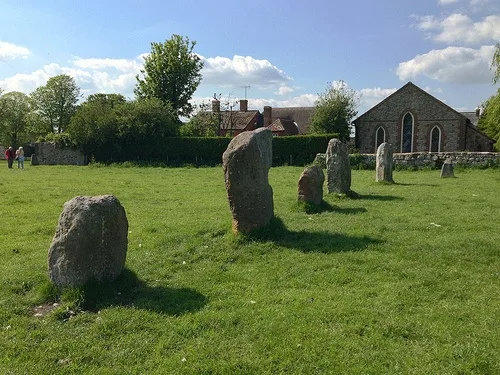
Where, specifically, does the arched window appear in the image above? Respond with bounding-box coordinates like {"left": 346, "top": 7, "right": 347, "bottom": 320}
{"left": 429, "top": 126, "right": 441, "bottom": 152}
{"left": 375, "top": 127, "right": 385, "bottom": 152}
{"left": 401, "top": 113, "right": 413, "bottom": 153}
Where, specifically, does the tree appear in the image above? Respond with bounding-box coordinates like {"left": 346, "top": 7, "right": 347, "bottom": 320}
{"left": 492, "top": 43, "right": 500, "bottom": 84}
{"left": 0, "top": 91, "right": 32, "bottom": 147}
{"left": 308, "top": 81, "right": 359, "bottom": 142}
{"left": 68, "top": 94, "right": 179, "bottom": 161}
{"left": 31, "top": 74, "right": 80, "bottom": 134}
{"left": 135, "top": 34, "right": 203, "bottom": 118}
{"left": 67, "top": 93, "right": 126, "bottom": 149}
{"left": 477, "top": 89, "right": 500, "bottom": 151}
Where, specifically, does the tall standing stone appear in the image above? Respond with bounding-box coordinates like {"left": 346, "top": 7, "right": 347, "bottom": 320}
{"left": 298, "top": 165, "right": 325, "bottom": 205}
{"left": 223, "top": 128, "right": 274, "bottom": 233}
{"left": 326, "top": 138, "right": 351, "bottom": 194}
{"left": 376, "top": 142, "right": 394, "bottom": 183}
{"left": 48, "top": 195, "right": 128, "bottom": 289}
{"left": 440, "top": 158, "right": 455, "bottom": 178}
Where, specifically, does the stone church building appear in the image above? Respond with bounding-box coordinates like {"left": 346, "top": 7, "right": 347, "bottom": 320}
{"left": 353, "top": 82, "right": 495, "bottom": 153}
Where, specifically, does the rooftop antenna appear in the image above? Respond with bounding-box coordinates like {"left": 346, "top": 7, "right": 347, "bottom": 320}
{"left": 241, "top": 85, "right": 250, "bottom": 100}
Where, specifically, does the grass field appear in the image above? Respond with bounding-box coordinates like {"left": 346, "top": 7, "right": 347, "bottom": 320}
{"left": 0, "top": 161, "right": 499, "bottom": 374}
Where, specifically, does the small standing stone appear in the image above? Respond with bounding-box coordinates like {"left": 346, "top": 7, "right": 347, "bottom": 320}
{"left": 222, "top": 128, "right": 274, "bottom": 233}
{"left": 376, "top": 142, "right": 394, "bottom": 183}
{"left": 326, "top": 138, "right": 351, "bottom": 194}
{"left": 298, "top": 165, "right": 325, "bottom": 205}
{"left": 440, "top": 158, "right": 455, "bottom": 178}
{"left": 48, "top": 195, "right": 128, "bottom": 289}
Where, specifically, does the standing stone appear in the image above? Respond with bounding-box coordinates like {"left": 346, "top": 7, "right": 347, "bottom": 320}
{"left": 223, "top": 128, "right": 274, "bottom": 233}
{"left": 298, "top": 165, "right": 325, "bottom": 205}
{"left": 440, "top": 158, "right": 455, "bottom": 178}
{"left": 48, "top": 195, "right": 128, "bottom": 289}
{"left": 376, "top": 142, "right": 394, "bottom": 183}
{"left": 326, "top": 138, "right": 351, "bottom": 194}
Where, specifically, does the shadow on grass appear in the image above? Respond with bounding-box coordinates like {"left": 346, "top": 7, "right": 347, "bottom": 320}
{"left": 358, "top": 194, "right": 404, "bottom": 201}
{"left": 80, "top": 269, "right": 207, "bottom": 315}
{"left": 298, "top": 200, "right": 367, "bottom": 215}
{"left": 242, "top": 217, "right": 382, "bottom": 253}
{"left": 394, "top": 182, "right": 439, "bottom": 187}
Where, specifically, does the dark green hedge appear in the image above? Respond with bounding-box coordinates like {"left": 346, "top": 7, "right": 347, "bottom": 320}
{"left": 272, "top": 134, "right": 338, "bottom": 166}
{"left": 89, "top": 133, "right": 339, "bottom": 166}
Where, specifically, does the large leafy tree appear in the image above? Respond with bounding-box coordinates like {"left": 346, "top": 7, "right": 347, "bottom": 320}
{"left": 68, "top": 93, "right": 126, "bottom": 149}
{"left": 31, "top": 74, "right": 80, "bottom": 134}
{"left": 0, "top": 91, "right": 32, "bottom": 147}
{"left": 135, "top": 34, "right": 203, "bottom": 118}
{"left": 68, "top": 94, "right": 179, "bottom": 161}
{"left": 477, "top": 89, "right": 500, "bottom": 151}
{"left": 308, "top": 81, "right": 359, "bottom": 142}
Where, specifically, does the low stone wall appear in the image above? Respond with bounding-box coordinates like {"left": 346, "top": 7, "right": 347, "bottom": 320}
{"left": 314, "top": 152, "right": 500, "bottom": 169}
{"left": 31, "top": 142, "right": 87, "bottom": 166}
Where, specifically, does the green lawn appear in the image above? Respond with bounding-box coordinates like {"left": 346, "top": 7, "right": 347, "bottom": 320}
{"left": 0, "top": 161, "right": 499, "bottom": 374}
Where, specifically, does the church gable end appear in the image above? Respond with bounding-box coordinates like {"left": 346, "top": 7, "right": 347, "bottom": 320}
{"left": 355, "top": 82, "right": 466, "bottom": 153}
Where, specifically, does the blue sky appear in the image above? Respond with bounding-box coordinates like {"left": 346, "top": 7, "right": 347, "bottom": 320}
{"left": 1, "top": 0, "right": 499, "bottom": 115}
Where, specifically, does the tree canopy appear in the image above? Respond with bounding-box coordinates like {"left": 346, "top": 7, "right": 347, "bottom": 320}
{"left": 477, "top": 88, "right": 500, "bottom": 151}
{"left": 31, "top": 74, "right": 80, "bottom": 133}
{"left": 68, "top": 94, "right": 179, "bottom": 161}
{"left": 135, "top": 34, "right": 204, "bottom": 119}
{"left": 308, "top": 81, "right": 359, "bottom": 142}
{"left": 0, "top": 91, "right": 32, "bottom": 147}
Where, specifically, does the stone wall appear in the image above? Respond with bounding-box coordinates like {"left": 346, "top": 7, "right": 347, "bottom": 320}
{"left": 31, "top": 142, "right": 87, "bottom": 166}
{"left": 314, "top": 152, "right": 500, "bottom": 170}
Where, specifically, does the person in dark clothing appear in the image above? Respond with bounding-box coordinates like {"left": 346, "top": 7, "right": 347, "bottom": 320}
{"left": 5, "top": 146, "right": 15, "bottom": 169}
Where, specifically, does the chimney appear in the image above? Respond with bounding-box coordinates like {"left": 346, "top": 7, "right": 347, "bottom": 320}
{"left": 212, "top": 99, "right": 220, "bottom": 113}
{"left": 263, "top": 106, "right": 272, "bottom": 128}
{"left": 475, "top": 106, "right": 481, "bottom": 117}
{"left": 239, "top": 99, "right": 248, "bottom": 112}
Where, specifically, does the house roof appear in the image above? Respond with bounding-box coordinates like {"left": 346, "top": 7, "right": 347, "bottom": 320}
{"left": 354, "top": 81, "right": 468, "bottom": 123}
{"left": 220, "top": 110, "right": 259, "bottom": 130}
{"left": 271, "top": 107, "right": 315, "bottom": 134}
{"left": 267, "top": 118, "right": 299, "bottom": 135}
{"left": 460, "top": 111, "right": 480, "bottom": 126}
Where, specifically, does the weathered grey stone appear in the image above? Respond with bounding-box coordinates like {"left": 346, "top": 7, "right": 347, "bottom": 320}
{"left": 222, "top": 128, "right": 274, "bottom": 233}
{"left": 48, "top": 195, "right": 128, "bottom": 288}
{"left": 376, "top": 142, "right": 394, "bottom": 182}
{"left": 440, "top": 158, "right": 455, "bottom": 178}
{"left": 298, "top": 165, "right": 325, "bottom": 205}
{"left": 313, "top": 153, "right": 326, "bottom": 168}
{"left": 326, "top": 138, "right": 351, "bottom": 194}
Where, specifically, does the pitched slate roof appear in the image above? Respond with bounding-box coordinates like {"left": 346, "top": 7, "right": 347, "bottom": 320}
{"left": 219, "top": 110, "right": 259, "bottom": 131}
{"left": 267, "top": 118, "right": 300, "bottom": 135}
{"left": 460, "top": 111, "right": 480, "bottom": 126}
{"left": 271, "top": 107, "right": 315, "bottom": 134}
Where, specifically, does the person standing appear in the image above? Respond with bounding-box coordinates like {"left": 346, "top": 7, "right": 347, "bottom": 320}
{"left": 4, "top": 146, "right": 15, "bottom": 169}
{"left": 16, "top": 146, "right": 25, "bottom": 169}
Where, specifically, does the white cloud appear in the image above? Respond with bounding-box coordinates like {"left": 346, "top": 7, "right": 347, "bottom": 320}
{"left": 2, "top": 52, "right": 295, "bottom": 100}
{"left": 276, "top": 86, "right": 295, "bottom": 95}
{"left": 438, "top": 0, "right": 460, "bottom": 5}
{"left": 0, "top": 69, "right": 50, "bottom": 93}
{"left": 200, "top": 55, "right": 292, "bottom": 88}
{"left": 0, "top": 40, "right": 30, "bottom": 61}
{"left": 72, "top": 57, "right": 143, "bottom": 73}
{"left": 358, "top": 87, "right": 397, "bottom": 113}
{"left": 396, "top": 45, "right": 495, "bottom": 84}
{"left": 414, "top": 13, "right": 500, "bottom": 44}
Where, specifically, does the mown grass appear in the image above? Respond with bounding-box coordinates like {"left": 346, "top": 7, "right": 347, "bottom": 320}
{"left": 0, "top": 161, "right": 499, "bottom": 374}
